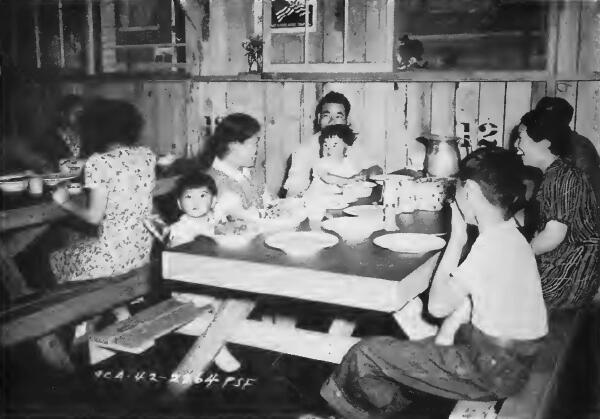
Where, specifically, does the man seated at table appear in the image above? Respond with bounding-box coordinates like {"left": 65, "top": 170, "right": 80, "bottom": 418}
{"left": 279, "top": 91, "right": 381, "bottom": 198}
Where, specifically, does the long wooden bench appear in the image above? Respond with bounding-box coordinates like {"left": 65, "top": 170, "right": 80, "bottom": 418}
{"left": 0, "top": 265, "right": 154, "bottom": 370}
{"left": 450, "top": 309, "right": 587, "bottom": 419}
{"left": 87, "top": 298, "right": 210, "bottom": 364}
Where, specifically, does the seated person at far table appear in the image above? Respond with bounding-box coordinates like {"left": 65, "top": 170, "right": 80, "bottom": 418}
{"left": 281, "top": 91, "right": 381, "bottom": 198}
{"left": 320, "top": 147, "right": 548, "bottom": 419}
{"left": 144, "top": 170, "right": 242, "bottom": 374}
{"left": 304, "top": 124, "right": 361, "bottom": 197}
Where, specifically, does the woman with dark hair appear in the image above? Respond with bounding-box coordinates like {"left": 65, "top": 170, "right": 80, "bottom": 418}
{"left": 196, "top": 113, "right": 264, "bottom": 222}
{"left": 3, "top": 94, "right": 85, "bottom": 173}
{"left": 515, "top": 109, "right": 600, "bottom": 309}
{"left": 49, "top": 98, "right": 156, "bottom": 283}
{"left": 319, "top": 148, "right": 547, "bottom": 419}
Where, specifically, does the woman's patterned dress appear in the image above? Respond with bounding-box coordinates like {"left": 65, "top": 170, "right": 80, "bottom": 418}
{"left": 50, "top": 146, "right": 156, "bottom": 282}
{"left": 536, "top": 158, "right": 600, "bottom": 308}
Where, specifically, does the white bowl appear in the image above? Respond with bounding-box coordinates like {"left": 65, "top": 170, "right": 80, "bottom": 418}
{"left": 265, "top": 231, "right": 339, "bottom": 257}
{"left": 213, "top": 233, "right": 257, "bottom": 248}
{"left": 67, "top": 182, "right": 83, "bottom": 195}
{"left": 342, "top": 184, "right": 372, "bottom": 201}
{"left": 43, "top": 173, "right": 77, "bottom": 187}
{"left": 321, "top": 217, "right": 383, "bottom": 244}
{"left": 256, "top": 215, "right": 305, "bottom": 235}
{"left": 0, "top": 178, "right": 29, "bottom": 193}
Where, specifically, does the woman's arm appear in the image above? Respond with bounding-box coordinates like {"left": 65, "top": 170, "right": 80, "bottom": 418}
{"left": 428, "top": 202, "right": 470, "bottom": 318}
{"left": 53, "top": 186, "right": 108, "bottom": 225}
{"left": 530, "top": 220, "right": 568, "bottom": 255}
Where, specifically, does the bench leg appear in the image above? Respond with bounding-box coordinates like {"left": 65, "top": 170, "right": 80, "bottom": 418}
{"left": 36, "top": 333, "right": 74, "bottom": 372}
{"left": 167, "top": 298, "right": 256, "bottom": 396}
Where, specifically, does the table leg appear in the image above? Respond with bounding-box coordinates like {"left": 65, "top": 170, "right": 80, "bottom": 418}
{"left": 328, "top": 318, "right": 356, "bottom": 336}
{"left": 0, "top": 240, "right": 33, "bottom": 300}
{"left": 168, "top": 297, "right": 256, "bottom": 396}
{"left": 36, "top": 333, "right": 74, "bottom": 372}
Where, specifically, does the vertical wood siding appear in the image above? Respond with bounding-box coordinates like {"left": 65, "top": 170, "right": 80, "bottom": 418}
{"left": 43, "top": 79, "right": 600, "bottom": 195}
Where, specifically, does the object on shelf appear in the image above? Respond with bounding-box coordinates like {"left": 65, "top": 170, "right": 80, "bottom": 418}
{"left": 242, "top": 35, "right": 264, "bottom": 73}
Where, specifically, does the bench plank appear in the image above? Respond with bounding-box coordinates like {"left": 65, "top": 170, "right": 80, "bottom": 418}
{"left": 1, "top": 265, "right": 152, "bottom": 346}
{"left": 89, "top": 299, "right": 204, "bottom": 354}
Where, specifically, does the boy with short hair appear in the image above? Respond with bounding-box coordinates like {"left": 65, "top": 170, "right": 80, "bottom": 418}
{"left": 320, "top": 148, "right": 548, "bottom": 419}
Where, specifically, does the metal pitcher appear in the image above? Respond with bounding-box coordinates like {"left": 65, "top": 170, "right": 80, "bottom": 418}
{"left": 416, "top": 134, "right": 461, "bottom": 178}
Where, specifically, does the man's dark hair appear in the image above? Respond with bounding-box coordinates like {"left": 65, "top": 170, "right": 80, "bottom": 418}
{"left": 313, "top": 91, "right": 351, "bottom": 133}
{"left": 458, "top": 147, "right": 529, "bottom": 219}
{"left": 318, "top": 124, "right": 357, "bottom": 157}
{"left": 175, "top": 170, "right": 218, "bottom": 200}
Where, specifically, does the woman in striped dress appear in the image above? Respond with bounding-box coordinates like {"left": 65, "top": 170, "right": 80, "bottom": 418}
{"left": 515, "top": 110, "right": 600, "bottom": 309}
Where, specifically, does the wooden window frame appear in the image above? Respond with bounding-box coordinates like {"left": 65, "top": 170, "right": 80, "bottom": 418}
{"left": 262, "top": 0, "right": 396, "bottom": 73}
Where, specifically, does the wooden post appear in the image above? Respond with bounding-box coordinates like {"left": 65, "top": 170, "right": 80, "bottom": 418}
{"left": 33, "top": 0, "right": 41, "bottom": 69}
{"left": 578, "top": 1, "right": 600, "bottom": 76}
{"left": 170, "top": 0, "right": 177, "bottom": 71}
{"left": 86, "top": 0, "right": 96, "bottom": 75}
{"left": 58, "top": 0, "right": 65, "bottom": 68}
{"left": 556, "top": 0, "right": 582, "bottom": 76}
{"left": 99, "top": 0, "right": 118, "bottom": 73}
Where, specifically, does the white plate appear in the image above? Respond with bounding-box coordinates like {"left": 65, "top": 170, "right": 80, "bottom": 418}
{"left": 42, "top": 173, "right": 78, "bottom": 186}
{"left": 265, "top": 231, "right": 339, "bottom": 257}
{"left": 373, "top": 233, "right": 446, "bottom": 254}
{"left": 343, "top": 205, "right": 384, "bottom": 218}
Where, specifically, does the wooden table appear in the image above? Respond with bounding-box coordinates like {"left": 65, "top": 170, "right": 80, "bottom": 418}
{"left": 162, "top": 208, "right": 448, "bottom": 391}
{"left": 0, "top": 175, "right": 178, "bottom": 301}
{"left": 0, "top": 176, "right": 178, "bottom": 371}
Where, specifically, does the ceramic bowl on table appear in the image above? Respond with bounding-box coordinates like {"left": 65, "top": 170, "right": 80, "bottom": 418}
{"left": 42, "top": 173, "right": 78, "bottom": 187}
{"left": 264, "top": 231, "right": 339, "bottom": 257}
{"left": 213, "top": 221, "right": 261, "bottom": 249}
{"left": 321, "top": 216, "right": 384, "bottom": 245}
{"left": 67, "top": 182, "right": 83, "bottom": 195}
{"left": 0, "top": 177, "right": 30, "bottom": 193}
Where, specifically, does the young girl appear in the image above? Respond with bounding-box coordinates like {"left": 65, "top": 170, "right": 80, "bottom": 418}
{"left": 320, "top": 147, "right": 548, "bottom": 419}
{"left": 147, "top": 171, "right": 241, "bottom": 373}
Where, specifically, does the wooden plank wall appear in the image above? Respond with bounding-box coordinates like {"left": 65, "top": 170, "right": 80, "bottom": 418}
{"left": 49, "top": 79, "right": 600, "bottom": 197}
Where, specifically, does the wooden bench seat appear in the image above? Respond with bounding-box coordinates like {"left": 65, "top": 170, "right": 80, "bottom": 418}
{"left": 450, "top": 309, "right": 586, "bottom": 419}
{"left": 89, "top": 298, "right": 206, "bottom": 354}
{"left": 0, "top": 265, "right": 153, "bottom": 347}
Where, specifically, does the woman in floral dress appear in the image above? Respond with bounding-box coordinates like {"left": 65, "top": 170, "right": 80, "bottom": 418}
{"left": 49, "top": 98, "right": 156, "bottom": 283}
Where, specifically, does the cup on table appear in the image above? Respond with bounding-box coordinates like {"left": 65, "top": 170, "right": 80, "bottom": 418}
{"left": 28, "top": 177, "right": 44, "bottom": 196}
{"left": 382, "top": 181, "right": 400, "bottom": 231}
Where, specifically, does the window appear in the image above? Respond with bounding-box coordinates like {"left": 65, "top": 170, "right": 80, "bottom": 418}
{"left": 262, "top": 0, "right": 396, "bottom": 72}
{"left": 394, "top": 0, "right": 549, "bottom": 72}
